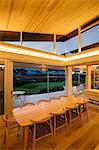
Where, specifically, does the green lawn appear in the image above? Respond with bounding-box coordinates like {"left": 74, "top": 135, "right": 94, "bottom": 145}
{"left": 14, "top": 80, "right": 78, "bottom": 95}
{"left": 14, "top": 81, "right": 65, "bottom": 95}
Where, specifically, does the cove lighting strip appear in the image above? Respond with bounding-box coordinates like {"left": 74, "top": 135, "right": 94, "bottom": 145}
{"left": 0, "top": 45, "right": 66, "bottom": 61}
{"left": 0, "top": 45, "right": 99, "bottom": 62}
{"left": 65, "top": 50, "right": 99, "bottom": 61}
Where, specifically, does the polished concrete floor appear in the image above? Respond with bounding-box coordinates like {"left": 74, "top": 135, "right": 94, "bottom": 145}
{"left": 0, "top": 103, "right": 99, "bottom": 150}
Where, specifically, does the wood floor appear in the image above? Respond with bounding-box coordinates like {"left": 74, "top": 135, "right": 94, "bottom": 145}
{"left": 0, "top": 103, "right": 99, "bottom": 150}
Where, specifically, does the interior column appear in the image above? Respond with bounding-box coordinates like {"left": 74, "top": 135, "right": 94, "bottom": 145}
{"left": 4, "top": 60, "right": 13, "bottom": 114}
{"left": 66, "top": 66, "right": 72, "bottom": 96}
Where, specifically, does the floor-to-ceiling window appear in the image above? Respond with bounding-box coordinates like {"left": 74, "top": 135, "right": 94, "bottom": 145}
{"left": 13, "top": 62, "right": 66, "bottom": 107}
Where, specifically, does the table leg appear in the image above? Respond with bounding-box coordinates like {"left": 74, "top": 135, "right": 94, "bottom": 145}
{"left": 23, "top": 126, "right": 29, "bottom": 150}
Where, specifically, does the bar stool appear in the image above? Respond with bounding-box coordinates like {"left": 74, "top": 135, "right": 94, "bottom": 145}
{"left": 30, "top": 114, "right": 54, "bottom": 150}
{"left": 65, "top": 103, "right": 80, "bottom": 134}
{"left": 73, "top": 96, "right": 88, "bottom": 125}
{"left": 3, "top": 113, "right": 22, "bottom": 150}
{"left": 29, "top": 101, "right": 54, "bottom": 149}
{"left": 51, "top": 109, "right": 69, "bottom": 143}
{"left": 79, "top": 99, "right": 88, "bottom": 125}
{"left": 49, "top": 99, "right": 69, "bottom": 143}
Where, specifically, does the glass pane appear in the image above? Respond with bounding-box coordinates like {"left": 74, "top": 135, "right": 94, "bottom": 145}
{"left": 72, "top": 66, "right": 86, "bottom": 96}
{"left": 13, "top": 67, "right": 47, "bottom": 95}
{"left": 13, "top": 63, "right": 47, "bottom": 108}
{"left": 0, "top": 65, "right": 4, "bottom": 115}
{"left": 56, "top": 36, "right": 78, "bottom": 55}
{"left": 13, "top": 63, "right": 66, "bottom": 107}
{"left": 22, "top": 42, "right": 54, "bottom": 53}
{"left": 49, "top": 69, "right": 66, "bottom": 96}
{"left": 81, "top": 25, "right": 99, "bottom": 47}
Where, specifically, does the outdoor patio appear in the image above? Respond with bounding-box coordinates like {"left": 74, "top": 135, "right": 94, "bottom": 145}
{"left": 13, "top": 85, "right": 84, "bottom": 108}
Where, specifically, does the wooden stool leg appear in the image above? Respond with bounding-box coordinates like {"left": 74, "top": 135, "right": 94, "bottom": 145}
{"left": 6, "top": 127, "right": 10, "bottom": 150}
{"left": 77, "top": 107, "right": 80, "bottom": 128}
{"left": 78, "top": 105, "right": 82, "bottom": 127}
{"left": 54, "top": 115, "right": 56, "bottom": 144}
{"left": 40, "top": 124, "right": 42, "bottom": 136}
{"left": 50, "top": 118, "right": 54, "bottom": 148}
{"left": 65, "top": 112, "right": 68, "bottom": 136}
{"left": 4, "top": 130, "right": 6, "bottom": 144}
{"left": 32, "top": 123, "right": 36, "bottom": 150}
{"left": 86, "top": 103, "right": 88, "bottom": 122}
{"left": 17, "top": 125, "right": 20, "bottom": 137}
{"left": 69, "top": 109, "right": 71, "bottom": 134}
{"left": 23, "top": 126, "right": 29, "bottom": 150}
{"left": 86, "top": 111, "right": 88, "bottom": 122}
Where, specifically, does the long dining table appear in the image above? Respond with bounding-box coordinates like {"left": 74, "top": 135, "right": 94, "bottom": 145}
{"left": 13, "top": 96, "right": 88, "bottom": 150}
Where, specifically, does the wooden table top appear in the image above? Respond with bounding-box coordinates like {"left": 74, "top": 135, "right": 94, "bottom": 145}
{"left": 13, "top": 96, "right": 87, "bottom": 126}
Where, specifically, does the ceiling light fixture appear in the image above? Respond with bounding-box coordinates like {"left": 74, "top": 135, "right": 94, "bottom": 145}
{"left": 41, "top": 64, "right": 46, "bottom": 72}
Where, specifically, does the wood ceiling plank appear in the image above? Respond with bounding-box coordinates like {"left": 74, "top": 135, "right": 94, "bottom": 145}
{"left": 0, "top": 0, "right": 12, "bottom": 29}
{"left": 26, "top": 0, "right": 52, "bottom": 32}
{"left": 0, "top": 0, "right": 98, "bottom": 34}
{"left": 35, "top": 0, "right": 85, "bottom": 30}
{"left": 37, "top": 0, "right": 98, "bottom": 34}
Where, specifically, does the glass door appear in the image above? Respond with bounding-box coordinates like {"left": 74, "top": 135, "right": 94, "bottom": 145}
{"left": 0, "top": 65, "right": 4, "bottom": 115}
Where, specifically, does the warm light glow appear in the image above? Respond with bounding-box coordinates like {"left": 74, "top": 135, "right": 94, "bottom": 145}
{"left": 0, "top": 65, "right": 4, "bottom": 67}
{"left": 0, "top": 44, "right": 99, "bottom": 62}
{"left": 66, "top": 50, "right": 99, "bottom": 61}
{"left": 41, "top": 64, "right": 46, "bottom": 72}
{"left": 0, "top": 45, "right": 66, "bottom": 61}
{"left": 72, "top": 71, "right": 75, "bottom": 74}
{"left": 0, "top": 65, "right": 4, "bottom": 69}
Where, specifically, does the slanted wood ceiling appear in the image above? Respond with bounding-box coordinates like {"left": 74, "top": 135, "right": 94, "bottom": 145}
{"left": 0, "top": 0, "right": 98, "bottom": 35}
